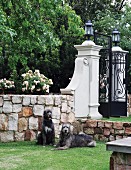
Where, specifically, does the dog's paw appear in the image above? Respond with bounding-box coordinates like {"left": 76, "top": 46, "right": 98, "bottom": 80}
{"left": 51, "top": 148, "right": 56, "bottom": 151}
{"left": 43, "top": 145, "right": 46, "bottom": 147}
{"left": 88, "top": 141, "right": 96, "bottom": 147}
{"left": 79, "top": 131, "right": 85, "bottom": 135}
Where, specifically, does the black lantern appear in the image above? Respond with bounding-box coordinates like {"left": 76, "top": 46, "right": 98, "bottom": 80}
{"left": 85, "top": 20, "right": 94, "bottom": 40}
{"left": 112, "top": 28, "right": 120, "bottom": 46}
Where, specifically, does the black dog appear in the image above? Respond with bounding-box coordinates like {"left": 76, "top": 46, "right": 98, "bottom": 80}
{"left": 54, "top": 123, "right": 96, "bottom": 150}
{"left": 36, "top": 109, "right": 55, "bottom": 146}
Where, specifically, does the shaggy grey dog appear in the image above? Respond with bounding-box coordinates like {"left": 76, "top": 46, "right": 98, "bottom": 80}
{"left": 54, "top": 123, "right": 96, "bottom": 150}
{"left": 36, "top": 109, "right": 55, "bottom": 146}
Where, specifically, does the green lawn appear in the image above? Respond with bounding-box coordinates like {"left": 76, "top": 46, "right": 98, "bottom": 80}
{"left": 102, "top": 115, "right": 131, "bottom": 122}
{"left": 0, "top": 141, "right": 111, "bottom": 170}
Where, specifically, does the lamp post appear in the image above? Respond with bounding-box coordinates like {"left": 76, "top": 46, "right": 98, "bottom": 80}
{"left": 82, "top": 20, "right": 95, "bottom": 46}
{"left": 112, "top": 28, "right": 120, "bottom": 46}
{"left": 85, "top": 20, "right": 94, "bottom": 40}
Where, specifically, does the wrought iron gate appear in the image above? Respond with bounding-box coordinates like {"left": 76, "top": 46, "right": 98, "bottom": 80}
{"left": 94, "top": 32, "right": 127, "bottom": 117}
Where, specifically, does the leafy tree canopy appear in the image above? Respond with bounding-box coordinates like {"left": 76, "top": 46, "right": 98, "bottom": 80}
{"left": 0, "top": 0, "right": 84, "bottom": 93}
{"left": 0, "top": 0, "right": 131, "bottom": 93}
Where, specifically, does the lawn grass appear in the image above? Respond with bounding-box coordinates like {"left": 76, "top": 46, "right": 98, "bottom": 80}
{"left": 0, "top": 141, "right": 111, "bottom": 170}
{"left": 102, "top": 115, "right": 131, "bottom": 122}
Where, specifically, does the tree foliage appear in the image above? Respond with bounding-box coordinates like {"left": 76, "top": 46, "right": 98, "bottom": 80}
{"left": 68, "top": 0, "right": 131, "bottom": 91}
{"left": 67, "top": 0, "right": 131, "bottom": 51}
{"left": 68, "top": 0, "right": 113, "bottom": 22}
{"left": 0, "top": 0, "right": 131, "bottom": 93}
{"left": 0, "top": 0, "right": 84, "bottom": 93}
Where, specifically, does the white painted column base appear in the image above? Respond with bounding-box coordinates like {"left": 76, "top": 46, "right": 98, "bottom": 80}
{"left": 89, "top": 104, "right": 103, "bottom": 119}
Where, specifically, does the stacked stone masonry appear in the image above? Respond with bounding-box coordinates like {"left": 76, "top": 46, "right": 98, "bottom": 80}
{"left": 82, "top": 120, "right": 131, "bottom": 142}
{"left": 110, "top": 152, "right": 131, "bottom": 170}
{"left": 1, "top": 94, "right": 131, "bottom": 143}
{"left": 0, "top": 94, "right": 75, "bottom": 142}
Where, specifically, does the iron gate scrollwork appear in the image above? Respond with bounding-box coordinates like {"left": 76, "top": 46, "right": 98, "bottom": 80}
{"left": 112, "top": 51, "right": 126, "bottom": 101}
{"left": 94, "top": 32, "right": 127, "bottom": 117}
{"left": 110, "top": 51, "right": 127, "bottom": 117}
{"left": 99, "top": 49, "right": 110, "bottom": 103}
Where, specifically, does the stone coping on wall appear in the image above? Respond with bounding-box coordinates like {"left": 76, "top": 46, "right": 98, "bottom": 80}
{"left": 106, "top": 137, "right": 131, "bottom": 170}
{"left": 106, "top": 137, "right": 131, "bottom": 153}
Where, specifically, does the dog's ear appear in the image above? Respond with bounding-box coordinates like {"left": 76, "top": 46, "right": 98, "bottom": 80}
{"left": 43, "top": 110, "right": 46, "bottom": 115}
{"left": 45, "top": 109, "right": 52, "bottom": 113}
{"left": 66, "top": 122, "right": 74, "bottom": 134}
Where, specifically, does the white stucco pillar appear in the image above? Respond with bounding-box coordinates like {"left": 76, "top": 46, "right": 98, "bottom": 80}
{"left": 61, "top": 40, "right": 103, "bottom": 119}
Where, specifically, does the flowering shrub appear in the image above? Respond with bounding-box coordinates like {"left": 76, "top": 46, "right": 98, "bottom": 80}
{"left": 0, "top": 78, "right": 15, "bottom": 93}
{"left": 21, "top": 70, "right": 53, "bottom": 94}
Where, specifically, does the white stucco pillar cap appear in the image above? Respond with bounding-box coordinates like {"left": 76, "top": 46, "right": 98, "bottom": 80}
{"left": 112, "top": 46, "right": 122, "bottom": 51}
{"left": 112, "top": 46, "right": 129, "bottom": 53}
{"left": 82, "top": 40, "right": 95, "bottom": 46}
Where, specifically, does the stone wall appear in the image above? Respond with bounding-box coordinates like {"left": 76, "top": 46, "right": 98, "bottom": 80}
{"left": 0, "top": 94, "right": 74, "bottom": 142}
{"left": 110, "top": 152, "right": 131, "bottom": 170}
{"left": 1, "top": 94, "right": 131, "bottom": 143}
{"left": 80, "top": 119, "right": 131, "bottom": 142}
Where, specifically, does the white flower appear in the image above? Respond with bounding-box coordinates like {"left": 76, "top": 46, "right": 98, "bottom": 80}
{"left": 11, "top": 81, "right": 14, "bottom": 85}
{"left": 21, "top": 69, "right": 53, "bottom": 94}
{"left": 0, "top": 78, "right": 15, "bottom": 90}
{"left": 21, "top": 73, "right": 26, "bottom": 78}
{"left": 40, "top": 74, "right": 46, "bottom": 79}
{"left": 31, "top": 85, "right": 35, "bottom": 92}
{"left": 28, "top": 70, "right": 33, "bottom": 74}
{"left": 36, "top": 88, "right": 41, "bottom": 91}
{"left": 46, "top": 85, "right": 49, "bottom": 90}
{"left": 42, "top": 84, "right": 46, "bottom": 90}
{"left": 34, "top": 70, "right": 41, "bottom": 77}
{"left": 23, "top": 81, "right": 29, "bottom": 86}
{"left": 48, "top": 79, "right": 53, "bottom": 85}
{"left": 34, "top": 70, "right": 40, "bottom": 74}
{"left": 34, "top": 80, "right": 40, "bottom": 85}
{"left": 40, "top": 78, "right": 44, "bottom": 82}
{"left": 26, "top": 73, "right": 30, "bottom": 78}
{"left": 22, "top": 88, "right": 26, "bottom": 92}
{"left": 46, "top": 88, "right": 49, "bottom": 93}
